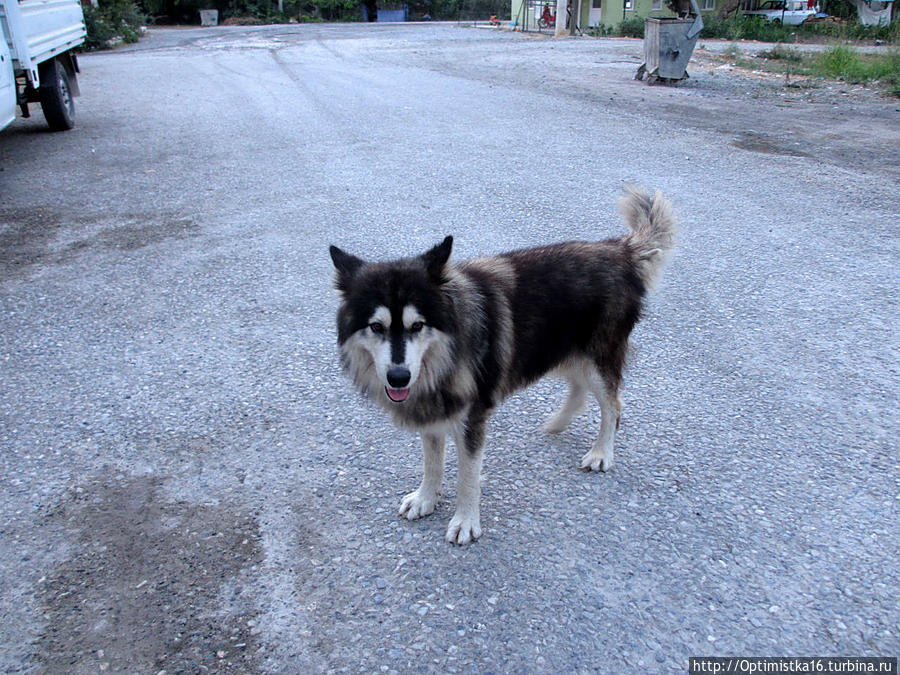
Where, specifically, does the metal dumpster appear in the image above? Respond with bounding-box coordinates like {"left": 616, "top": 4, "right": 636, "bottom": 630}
{"left": 635, "top": 1, "right": 703, "bottom": 84}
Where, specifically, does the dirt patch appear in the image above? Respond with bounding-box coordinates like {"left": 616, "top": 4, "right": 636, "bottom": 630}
{"left": 731, "top": 131, "right": 813, "bottom": 157}
{"left": 36, "top": 472, "right": 263, "bottom": 674}
{"left": 0, "top": 210, "right": 198, "bottom": 280}
{"left": 0, "top": 208, "right": 63, "bottom": 280}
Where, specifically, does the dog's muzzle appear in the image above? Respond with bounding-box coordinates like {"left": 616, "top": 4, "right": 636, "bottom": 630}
{"left": 386, "top": 366, "right": 411, "bottom": 402}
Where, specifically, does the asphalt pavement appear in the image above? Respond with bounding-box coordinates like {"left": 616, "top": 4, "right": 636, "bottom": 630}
{"left": 1, "top": 23, "right": 898, "bottom": 674}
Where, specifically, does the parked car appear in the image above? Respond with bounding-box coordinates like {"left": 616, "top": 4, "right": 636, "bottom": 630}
{"left": 743, "top": 0, "right": 815, "bottom": 25}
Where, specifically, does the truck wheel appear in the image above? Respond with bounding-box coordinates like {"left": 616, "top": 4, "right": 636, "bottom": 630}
{"left": 38, "top": 58, "right": 75, "bottom": 131}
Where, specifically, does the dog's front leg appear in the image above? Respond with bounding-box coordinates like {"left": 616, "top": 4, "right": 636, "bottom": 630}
{"left": 446, "top": 410, "right": 488, "bottom": 545}
{"left": 399, "top": 432, "right": 445, "bottom": 520}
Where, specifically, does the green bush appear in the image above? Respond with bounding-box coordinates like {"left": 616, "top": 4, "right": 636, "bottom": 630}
{"left": 699, "top": 14, "right": 749, "bottom": 40}
{"left": 616, "top": 16, "right": 645, "bottom": 37}
{"left": 83, "top": 5, "right": 118, "bottom": 50}
{"left": 84, "top": 0, "right": 145, "bottom": 50}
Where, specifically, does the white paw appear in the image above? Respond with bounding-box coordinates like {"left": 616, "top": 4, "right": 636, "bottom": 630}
{"left": 580, "top": 447, "right": 614, "bottom": 472}
{"left": 445, "top": 512, "right": 482, "bottom": 545}
{"left": 399, "top": 489, "right": 438, "bottom": 520}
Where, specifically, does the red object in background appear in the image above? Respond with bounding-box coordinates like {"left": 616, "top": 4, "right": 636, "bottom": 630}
{"left": 540, "top": 3, "right": 555, "bottom": 26}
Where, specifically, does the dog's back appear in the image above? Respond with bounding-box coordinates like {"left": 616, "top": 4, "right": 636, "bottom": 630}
{"left": 459, "top": 186, "right": 677, "bottom": 400}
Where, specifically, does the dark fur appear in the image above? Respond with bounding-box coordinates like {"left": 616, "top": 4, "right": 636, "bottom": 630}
{"left": 484, "top": 243, "right": 644, "bottom": 392}
{"left": 330, "top": 186, "right": 676, "bottom": 544}
{"left": 333, "top": 243, "right": 644, "bottom": 422}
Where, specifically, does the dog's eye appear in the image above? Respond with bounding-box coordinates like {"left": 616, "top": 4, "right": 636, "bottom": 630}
{"left": 369, "top": 322, "right": 385, "bottom": 335}
{"left": 409, "top": 321, "right": 425, "bottom": 333}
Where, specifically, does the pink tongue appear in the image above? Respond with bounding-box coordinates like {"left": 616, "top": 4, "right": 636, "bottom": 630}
{"left": 386, "top": 387, "right": 409, "bottom": 402}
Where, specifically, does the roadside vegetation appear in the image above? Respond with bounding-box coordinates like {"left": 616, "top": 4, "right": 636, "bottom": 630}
{"left": 138, "top": 0, "right": 507, "bottom": 24}
{"left": 83, "top": 0, "right": 507, "bottom": 47}
{"left": 83, "top": 0, "right": 146, "bottom": 50}
{"left": 700, "top": 13, "right": 899, "bottom": 42}
{"left": 596, "top": 13, "right": 898, "bottom": 44}
{"left": 717, "top": 43, "right": 900, "bottom": 96}
{"left": 586, "top": 0, "right": 899, "bottom": 96}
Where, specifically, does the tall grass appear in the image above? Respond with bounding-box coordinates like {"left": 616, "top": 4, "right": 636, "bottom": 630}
{"left": 719, "top": 44, "right": 900, "bottom": 96}
{"left": 595, "top": 15, "right": 899, "bottom": 45}
{"left": 697, "top": 14, "right": 900, "bottom": 44}
{"left": 700, "top": 15, "right": 789, "bottom": 42}
{"left": 803, "top": 18, "right": 900, "bottom": 43}
{"left": 812, "top": 45, "right": 900, "bottom": 93}
{"left": 757, "top": 45, "right": 804, "bottom": 61}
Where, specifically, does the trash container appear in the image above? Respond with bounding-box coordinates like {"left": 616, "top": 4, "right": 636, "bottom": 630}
{"left": 635, "top": 3, "right": 703, "bottom": 84}
{"left": 199, "top": 9, "right": 219, "bottom": 26}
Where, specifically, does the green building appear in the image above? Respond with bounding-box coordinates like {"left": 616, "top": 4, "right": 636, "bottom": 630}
{"left": 511, "top": 0, "right": 718, "bottom": 31}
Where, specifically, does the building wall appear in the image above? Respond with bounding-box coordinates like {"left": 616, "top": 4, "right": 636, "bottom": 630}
{"left": 599, "top": 0, "right": 676, "bottom": 28}
{"left": 512, "top": 0, "right": 715, "bottom": 30}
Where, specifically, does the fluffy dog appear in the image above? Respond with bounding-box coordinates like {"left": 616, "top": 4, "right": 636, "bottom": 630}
{"left": 330, "top": 186, "right": 676, "bottom": 544}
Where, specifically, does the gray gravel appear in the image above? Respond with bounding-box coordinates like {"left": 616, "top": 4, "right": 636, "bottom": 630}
{"left": 1, "top": 22, "right": 898, "bottom": 674}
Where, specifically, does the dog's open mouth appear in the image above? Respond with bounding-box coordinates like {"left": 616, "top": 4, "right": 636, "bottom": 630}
{"left": 385, "top": 387, "right": 409, "bottom": 403}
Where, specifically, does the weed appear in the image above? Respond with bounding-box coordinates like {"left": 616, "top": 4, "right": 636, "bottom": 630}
{"left": 599, "top": 13, "right": 898, "bottom": 45}
{"left": 722, "top": 44, "right": 742, "bottom": 59}
{"left": 812, "top": 45, "right": 900, "bottom": 87}
{"left": 802, "top": 17, "right": 900, "bottom": 44}
{"left": 758, "top": 46, "right": 803, "bottom": 62}
{"left": 698, "top": 14, "right": 898, "bottom": 45}
{"left": 700, "top": 15, "right": 793, "bottom": 42}
{"left": 718, "top": 43, "right": 900, "bottom": 97}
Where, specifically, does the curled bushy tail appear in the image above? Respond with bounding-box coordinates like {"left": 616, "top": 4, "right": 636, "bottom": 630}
{"left": 620, "top": 185, "right": 678, "bottom": 290}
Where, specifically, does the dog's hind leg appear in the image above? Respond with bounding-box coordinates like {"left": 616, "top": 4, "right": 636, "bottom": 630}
{"left": 399, "top": 432, "right": 445, "bottom": 520}
{"left": 581, "top": 374, "right": 622, "bottom": 472}
{"left": 543, "top": 369, "right": 589, "bottom": 434}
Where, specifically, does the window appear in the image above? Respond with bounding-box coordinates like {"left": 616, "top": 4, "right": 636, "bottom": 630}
{"left": 653, "top": 0, "right": 662, "bottom": 8}
{"left": 701, "top": 0, "right": 715, "bottom": 8}
{"left": 624, "top": 0, "right": 633, "bottom": 9}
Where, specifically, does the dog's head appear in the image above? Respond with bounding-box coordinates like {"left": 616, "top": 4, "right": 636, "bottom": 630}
{"left": 329, "top": 237, "right": 455, "bottom": 406}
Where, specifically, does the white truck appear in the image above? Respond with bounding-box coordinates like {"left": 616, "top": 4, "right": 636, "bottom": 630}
{"left": 1, "top": 0, "right": 86, "bottom": 132}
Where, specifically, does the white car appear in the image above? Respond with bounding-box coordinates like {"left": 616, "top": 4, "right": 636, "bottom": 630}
{"left": 744, "top": 0, "right": 816, "bottom": 25}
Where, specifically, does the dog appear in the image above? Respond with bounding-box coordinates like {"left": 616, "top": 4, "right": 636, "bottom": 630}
{"left": 329, "top": 185, "right": 676, "bottom": 545}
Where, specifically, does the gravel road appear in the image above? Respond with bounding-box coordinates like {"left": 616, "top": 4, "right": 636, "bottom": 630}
{"left": 1, "top": 23, "right": 898, "bottom": 674}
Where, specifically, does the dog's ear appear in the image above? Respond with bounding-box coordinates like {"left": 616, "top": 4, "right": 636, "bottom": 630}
{"left": 421, "top": 236, "right": 453, "bottom": 283}
{"left": 330, "top": 245, "right": 364, "bottom": 290}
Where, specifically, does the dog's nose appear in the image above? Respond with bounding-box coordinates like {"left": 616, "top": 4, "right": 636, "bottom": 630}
{"left": 387, "top": 366, "right": 411, "bottom": 388}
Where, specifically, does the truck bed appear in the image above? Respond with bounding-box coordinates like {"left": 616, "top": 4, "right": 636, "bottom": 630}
{"left": 1, "top": 0, "right": 86, "bottom": 82}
